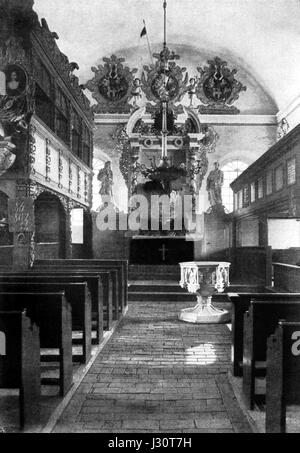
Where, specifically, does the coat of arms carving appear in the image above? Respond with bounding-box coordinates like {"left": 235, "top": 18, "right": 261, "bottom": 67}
{"left": 85, "top": 55, "right": 138, "bottom": 114}
{"left": 141, "top": 47, "right": 189, "bottom": 117}
{"left": 196, "top": 57, "right": 247, "bottom": 114}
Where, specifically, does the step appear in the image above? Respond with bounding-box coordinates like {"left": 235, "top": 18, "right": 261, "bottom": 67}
{"left": 129, "top": 265, "right": 180, "bottom": 281}
{"left": 129, "top": 292, "right": 196, "bottom": 302}
{"left": 129, "top": 284, "right": 186, "bottom": 293}
{"left": 128, "top": 291, "right": 231, "bottom": 303}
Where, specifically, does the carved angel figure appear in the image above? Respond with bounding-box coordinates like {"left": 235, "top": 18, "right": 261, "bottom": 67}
{"left": 131, "top": 78, "right": 142, "bottom": 107}
{"left": 188, "top": 77, "right": 197, "bottom": 107}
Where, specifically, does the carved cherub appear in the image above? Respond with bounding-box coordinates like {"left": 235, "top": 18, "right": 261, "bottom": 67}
{"left": 188, "top": 77, "right": 197, "bottom": 107}
{"left": 131, "top": 78, "right": 142, "bottom": 107}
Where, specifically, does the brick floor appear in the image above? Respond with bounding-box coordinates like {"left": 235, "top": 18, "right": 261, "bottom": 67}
{"left": 53, "top": 301, "right": 253, "bottom": 433}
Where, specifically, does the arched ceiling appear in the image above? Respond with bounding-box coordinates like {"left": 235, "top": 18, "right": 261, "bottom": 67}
{"left": 34, "top": 0, "right": 300, "bottom": 114}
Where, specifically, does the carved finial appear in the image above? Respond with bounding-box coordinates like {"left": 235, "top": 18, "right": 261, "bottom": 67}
{"left": 41, "top": 18, "right": 59, "bottom": 39}
{"left": 69, "top": 62, "right": 80, "bottom": 72}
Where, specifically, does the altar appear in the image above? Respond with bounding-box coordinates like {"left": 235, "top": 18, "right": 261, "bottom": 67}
{"left": 130, "top": 237, "right": 194, "bottom": 265}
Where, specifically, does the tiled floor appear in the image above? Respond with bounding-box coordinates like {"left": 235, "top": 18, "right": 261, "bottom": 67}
{"left": 53, "top": 301, "right": 253, "bottom": 433}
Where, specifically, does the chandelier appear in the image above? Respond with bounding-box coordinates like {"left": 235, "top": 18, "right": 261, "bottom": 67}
{"left": 140, "top": 0, "right": 187, "bottom": 191}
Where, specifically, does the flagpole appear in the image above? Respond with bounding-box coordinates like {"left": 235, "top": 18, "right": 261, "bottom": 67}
{"left": 143, "top": 19, "right": 154, "bottom": 65}
{"left": 163, "top": 0, "right": 167, "bottom": 50}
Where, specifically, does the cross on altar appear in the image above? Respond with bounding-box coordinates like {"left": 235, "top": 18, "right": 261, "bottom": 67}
{"left": 158, "top": 244, "right": 168, "bottom": 262}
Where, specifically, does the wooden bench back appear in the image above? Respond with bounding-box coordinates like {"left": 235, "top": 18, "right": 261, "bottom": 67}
{"left": 266, "top": 321, "right": 300, "bottom": 432}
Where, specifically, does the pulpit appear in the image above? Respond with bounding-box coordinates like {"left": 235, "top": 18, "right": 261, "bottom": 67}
{"left": 179, "top": 261, "right": 231, "bottom": 323}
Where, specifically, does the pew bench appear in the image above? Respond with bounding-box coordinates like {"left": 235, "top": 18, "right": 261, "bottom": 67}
{"left": 228, "top": 292, "right": 300, "bottom": 376}
{"left": 0, "top": 292, "right": 73, "bottom": 396}
{"left": 266, "top": 321, "right": 300, "bottom": 433}
{"left": 243, "top": 299, "right": 300, "bottom": 410}
{"left": 0, "top": 282, "right": 92, "bottom": 363}
{"left": 0, "top": 311, "right": 40, "bottom": 428}
{"left": 33, "top": 259, "right": 128, "bottom": 315}
{"left": 0, "top": 271, "right": 112, "bottom": 336}
{"left": 32, "top": 267, "right": 119, "bottom": 321}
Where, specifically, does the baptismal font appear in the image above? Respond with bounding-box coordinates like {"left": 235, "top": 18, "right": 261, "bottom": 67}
{"left": 179, "top": 261, "right": 231, "bottom": 323}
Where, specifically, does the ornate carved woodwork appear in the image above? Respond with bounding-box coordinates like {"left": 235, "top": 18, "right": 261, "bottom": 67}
{"left": 141, "top": 47, "right": 189, "bottom": 118}
{"left": 196, "top": 57, "right": 246, "bottom": 114}
{"left": 85, "top": 55, "right": 138, "bottom": 114}
{"left": 32, "top": 18, "right": 93, "bottom": 122}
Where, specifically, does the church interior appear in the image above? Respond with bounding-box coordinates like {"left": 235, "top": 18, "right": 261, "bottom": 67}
{"left": 1, "top": 0, "right": 300, "bottom": 435}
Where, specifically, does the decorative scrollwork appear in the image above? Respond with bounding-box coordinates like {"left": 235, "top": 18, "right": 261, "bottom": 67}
{"left": 199, "top": 125, "right": 219, "bottom": 154}
{"left": 27, "top": 123, "right": 36, "bottom": 175}
{"left": 196, "top": 57, "right": 246, "bottom": 114}
{"left": 77, "top": 166, "right": 81, "bottom": 199}
{"left": 141, "top": 47, "right": 189, "bottom": 117}
{"left": 58, "top": 150, "right": 63, "bottom": 188}
{"left": 188, "top": 146, "right": 209, "bottom": 193}
{"left": 68, "top": 159, "right": 73, "bottom": 194}
{"left": 45, "top": 138, "right": 51, "bottom": 181}
{"left": 85, "top": 55, "right": 138, "bottom": 114}
{"left": 33, "top": 18, "right": 93, "bottom": 121}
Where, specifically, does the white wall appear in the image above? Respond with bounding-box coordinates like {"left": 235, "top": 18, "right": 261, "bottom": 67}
{"left": 268, "top": 219, "right": 300, "bottom": 249}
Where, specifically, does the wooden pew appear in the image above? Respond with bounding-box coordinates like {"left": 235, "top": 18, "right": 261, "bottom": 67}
{"left": 243, "top": 299, "right": 300, "bottom": 409}
{"left": 0, "top": 282, "right": 91, "bottom": 364}
{"left": 34, "top": 260, "right": 123, "bottom": 316}
{"left": 266, "top": 321, "right": 300, "bottom": 433}
{"left": 32, "top": 265, "right": 120, "bottom": 321}
{"left": 0, "top": 292, "right": 73, "bottom": 396}
{"left": 0, "top": 271, "right": 113, "bottom": 335}
{"left": 0, "top": 311, "right": 41, "bottom": 428}
{"left": 34, "top": 259, "right": 128, "bottom": 315}
{"left": 228, "top": 292, "right": 300, "bottom": 376}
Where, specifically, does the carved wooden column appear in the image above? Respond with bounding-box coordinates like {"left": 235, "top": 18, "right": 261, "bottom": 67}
{"left": 129, "top": 144, "right": 141, "bottom": 197}
{"left": 9, "top": 180, "right": 37, "bottom": 270}
{"left": 59, "top": 195, "right": 72, "bottom": 259}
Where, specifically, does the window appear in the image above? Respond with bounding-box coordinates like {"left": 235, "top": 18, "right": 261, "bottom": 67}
{"left": 250, "top": 182, "right": 256, "bottom": 203}
{"left": 257, "top": 178, "right": 264, "bottom": 199}
{"left": 55, "top": 86, "right": 69, "bottom": 145}
{"left": 222, "top": 160, "right": 248, "bottom": 212}
{"left": 233, "top": 193, "right": 237, "bottom": 210}
{"left": 72, "top": 109, "right": 82, "bottom": 158}
{"left": 266, "top": 171, "right": 273, "bottom": 195}
{"left": 287, "top": 157, "right": 296, "bottom": 186}
{"left": 237, "top": 190, "right": 243, "bottom": 209}
{"left": 275, "top": 165, "right": 284, "bottom": 191}
{"left": 243, "top": 186, "right": 249, "bottom": 207}
{"left": 71, "top": 208, "right": 84, "bottom": 244}
{"left": 34, "top": 58, "right": 54, "bottom": 131}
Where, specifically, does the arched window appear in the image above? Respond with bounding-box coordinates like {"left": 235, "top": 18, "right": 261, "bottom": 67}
{"left": 222, "top": 160, "right": 248, "bottom": 212}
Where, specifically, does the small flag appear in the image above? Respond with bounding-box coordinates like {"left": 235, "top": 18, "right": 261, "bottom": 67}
{"left": 140, "top": 25, "right": 147, "bottom": 38}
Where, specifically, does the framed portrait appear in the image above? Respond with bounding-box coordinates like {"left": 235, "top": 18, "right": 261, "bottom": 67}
{"left": 4, "top": 64, "right": 28, "bottom": 97}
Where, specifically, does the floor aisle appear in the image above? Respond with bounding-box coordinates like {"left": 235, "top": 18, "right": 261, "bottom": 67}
{"left": 53, "top": 301, "right": 253, "bottom": 433}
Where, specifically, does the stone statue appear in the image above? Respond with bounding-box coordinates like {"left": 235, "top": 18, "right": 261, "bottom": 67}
{"left": 206, "top": 162, "right": 224, "bottom": 206}
{"left": 97, "top": 161, "right": 113, "bottom": 200}
{"left": 277, "top": 118, "right": 289, "bottom": 141}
